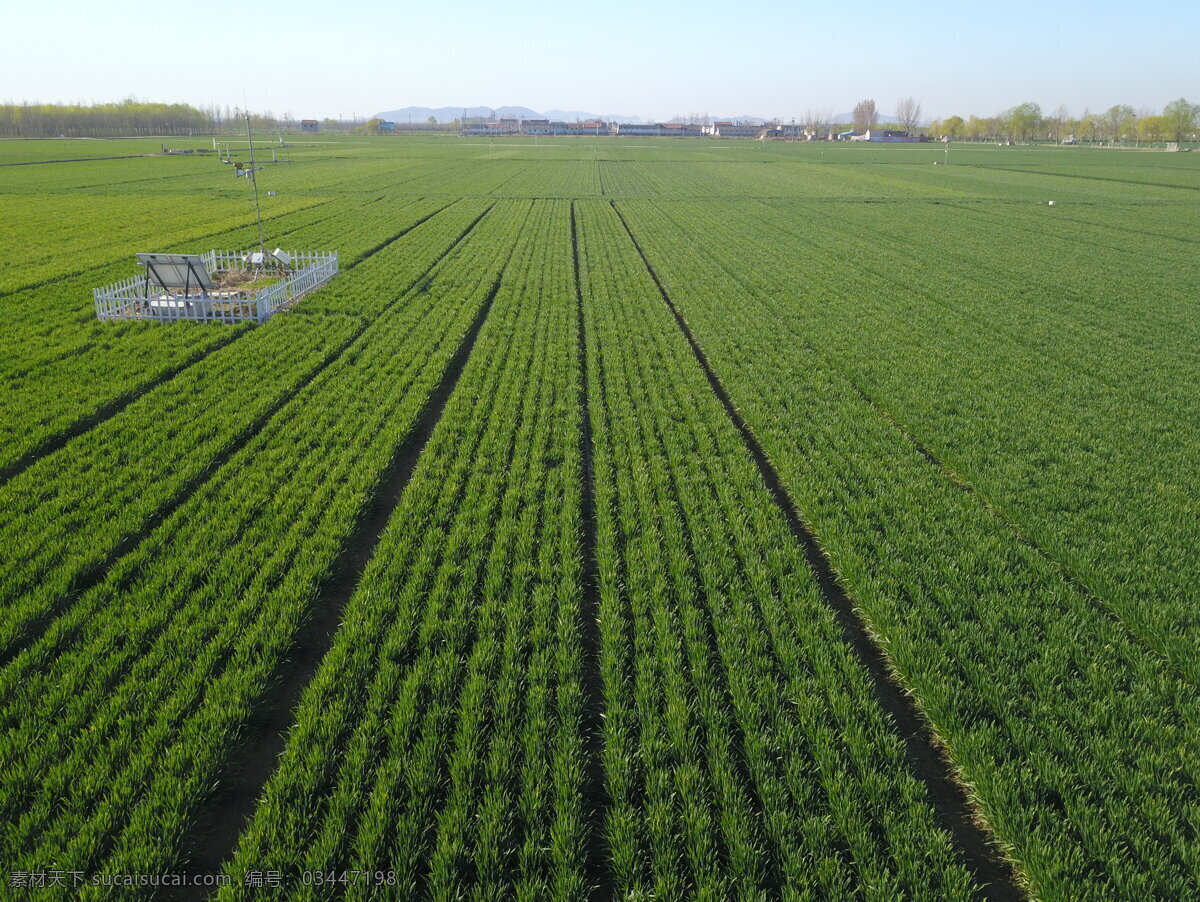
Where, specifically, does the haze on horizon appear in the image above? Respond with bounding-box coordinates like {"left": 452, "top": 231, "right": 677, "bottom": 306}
{"left": 3, "top": 0, "right": 1195, "bottom": 123}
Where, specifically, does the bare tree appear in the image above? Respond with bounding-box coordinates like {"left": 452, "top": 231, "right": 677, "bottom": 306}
{"left": 801, "top": 108, "right": 824, "bottom": 138}
{"left": 896, "top": 97, "right": 922, "bottom": 132}
{"left": 852, "top": 99, "right": 878, "bottom": 133}
{"left": 1047, "top": 104, "right": 1069, "bottom": 141}
{"left": 817, "top": 107, "right": 834, "bottom": 139}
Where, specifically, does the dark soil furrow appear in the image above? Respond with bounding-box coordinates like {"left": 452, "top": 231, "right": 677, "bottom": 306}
{"left": 569, "top": 201, "right": 612, "bottom": 901}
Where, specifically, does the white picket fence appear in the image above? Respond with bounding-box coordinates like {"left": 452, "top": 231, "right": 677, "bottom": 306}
{"left": 94, "top": 251, "right": 338, "bottom": 324}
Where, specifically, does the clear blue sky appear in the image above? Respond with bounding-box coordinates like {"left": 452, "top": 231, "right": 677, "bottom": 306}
{"left": 2, "top": 0, "right": 1196, "bottom": 121}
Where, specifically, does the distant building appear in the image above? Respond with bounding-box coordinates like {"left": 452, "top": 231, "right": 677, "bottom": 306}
{"left": 660, "top": 123, "right": 705, "bottom": 137}
{"left": 614, "top": 123, "right": 668, "bottom": 136}
{"left": 459, "top": 118, "right": 519, "bottom": 136}
{"left": 612, "top": 122, "right": 705, "bottom": 137}
{"left": 300, "top": 120, "right": 319, "bottom": 133}
{"left": 854, "top": 129, "right": 928, "bottom": 143}
{"left": 565, "top": 121, "right": 608, "bottom": 135}
{"left": 760, "top": 124, "right": 807, "bottom": 139}
{"left": 712, "top": 122, "right": 763, "bottom": 138}
{"left": 379, "top": 121, "right": 396, "bottom": 133}
{"left": 522, "top": 119, "right": 551, "bottom": 135}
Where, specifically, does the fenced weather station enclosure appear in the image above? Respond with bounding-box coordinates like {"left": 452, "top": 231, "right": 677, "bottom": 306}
{"left": 94, "top": 250, "right": 338, "bottom": 323}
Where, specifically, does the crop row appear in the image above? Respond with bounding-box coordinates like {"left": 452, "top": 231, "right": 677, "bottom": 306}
{"left": 297, "top": 199, "right": 493, "bottom": 316}
{"left": 0, "top": 154, "right": 249, "bottom": 197}
{"left": 0, "top": 311, "right": 363, "bottom": 656}
{"left": 0, "top": 198, "right": 483, "bottom": 642}
{"left": 0, "top": 146, "right": 440, "bottom": 199}
{"left": 574, "top": 199, "right": 976, "bottom": 899}
{"left": 860, "top": 156, "right": 1196, "bottom": 205}
{"left": 0, "top": 321, "right": 246, "bottom": 478}
{"left": 222, "top": 199, "right": 586, "bottom": 900}
{"left": 0, "top": 199, "right": 534, "bottom": 892}
{"left": 0, "top": 194, "right": 436, "bottom": 349}
{"left": 615, "top": 199, "right": 1200, "bottom": 899}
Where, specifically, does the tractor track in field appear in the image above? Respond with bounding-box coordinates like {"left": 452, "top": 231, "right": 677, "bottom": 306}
{"left": 0, "top": 200, "right": 468, "bottom": 490}
{"left": 610, "top": 199, "right": 1026, "bottom": 902}
{"left": 176, "top": 232, "right": 508, "bottom": 896}
{"left": 569, "top": 201, "right": 612, "bottom": 901}
{"left": 0, "top": 204, "right": 495, "bottom": 670}
{"left": 0, "top": 153, "right": 166, "bottom": 165}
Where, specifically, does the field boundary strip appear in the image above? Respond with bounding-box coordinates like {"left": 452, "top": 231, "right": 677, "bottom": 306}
{"left": 569, "top": 201, "right": 611, "bottom": 900}
{"left": 0, "top": 203, "right": 495, "bottom": 666}
{"left": 609, "top": 199, "right": 1025, "bottom": 902}
{"left": 0, "top": 200, "right": 471, "bottom": 490}
{"left": 175, "top": 217, "right": 512, "bottom": 891}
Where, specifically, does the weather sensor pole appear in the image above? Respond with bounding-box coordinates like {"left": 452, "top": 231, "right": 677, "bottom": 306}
{"left": 245, "top": 111, "right": 266, "bottom": 256}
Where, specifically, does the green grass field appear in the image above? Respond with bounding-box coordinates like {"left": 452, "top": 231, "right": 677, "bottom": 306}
{"left": 1, "top": 135, "right": 1197, "bottom": 900}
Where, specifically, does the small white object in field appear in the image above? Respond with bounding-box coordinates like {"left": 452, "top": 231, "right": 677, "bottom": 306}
{"left": 1048, "top": 200, "right": 1056, "bottom": 205}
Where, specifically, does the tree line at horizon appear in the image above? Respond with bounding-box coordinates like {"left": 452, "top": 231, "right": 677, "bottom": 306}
{"left": 839, "top": 97, "right": 1199, "bottom": 144}
{"left": 0, "top": 99, "right": 310, "bottom": 139}
{"left": 1, "top": 96, "right": 1197, "bottom": 144}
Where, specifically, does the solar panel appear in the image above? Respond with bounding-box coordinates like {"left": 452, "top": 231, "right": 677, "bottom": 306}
{"left": 136, "top": 253, "right": 215, "bottom": 291}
